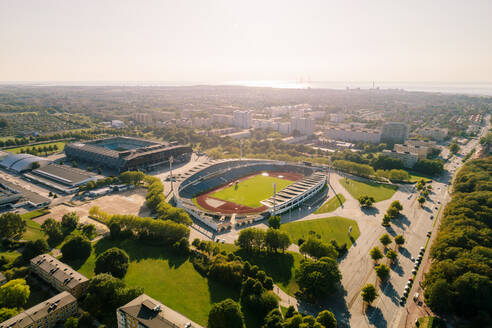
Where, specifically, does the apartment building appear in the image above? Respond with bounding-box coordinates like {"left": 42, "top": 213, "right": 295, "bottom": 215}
{"left": 117, "top": 294, "right": 203, "bottom": 328}
{"left": 325, "top": 127, "right": 381, "bottom": 144}
{"left": 211, "top": 114, "right": 233, "bottom": 125}
{"left": 30, "top": 254, "right": 89, "bottom": 299}
{"left": 380, "top": 122, "right": 408, "bottom": 144}
{"left": 291, "top": 117, "right": 314, "bottom": 136}
{"left": 382, "top": 150, "right": 418, "bottom": 168}
{"left": 419, "top": 127, "right": 448, "bottom": 141}
{"left": 0, "top": 292, "right": 77, "bottom": 328}
{"left": 233, "top": 110, "right": 252, "bottom": 129}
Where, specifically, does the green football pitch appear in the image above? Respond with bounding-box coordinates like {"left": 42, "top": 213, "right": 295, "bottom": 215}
{"left": 210, "top": 174, "right": 294, "bottom": 208}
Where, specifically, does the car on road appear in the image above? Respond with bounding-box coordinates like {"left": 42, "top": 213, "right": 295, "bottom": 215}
{"left": 435, "top": 206, "right": 439, "bottom": 210}
{"left": 413, "top": 293, "right": 419, "bottom": 302}
{"left": 430, "top": 215, "right": 434, "bottom": 220}
{"left": 411, "top": 256, "right": 415, "bottom": 262}
{"left": 412, "top": 269, "right": 417, "bottom": 274}
{"left": 408, "top": 194, "right": 412, "bottom": 199}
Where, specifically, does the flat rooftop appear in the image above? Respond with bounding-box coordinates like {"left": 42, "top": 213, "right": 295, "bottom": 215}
{"left": 32, "top": 163, "right": 97, "bottom": 186}
{"left": 0, "top": 177, "right": 50, "bottom": 206}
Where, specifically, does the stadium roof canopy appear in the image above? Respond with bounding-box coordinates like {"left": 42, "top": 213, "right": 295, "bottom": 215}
{"left": 0, "top": 153, "right": 51, "bottom": 172}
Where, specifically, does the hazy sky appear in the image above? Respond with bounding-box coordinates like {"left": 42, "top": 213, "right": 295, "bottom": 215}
{"left": 1, "top": 0, "right": 491, "bottom": 82}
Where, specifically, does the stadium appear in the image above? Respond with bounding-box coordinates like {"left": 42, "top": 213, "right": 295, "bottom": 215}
{"left": 175, "top": 159, "right": 326, "bottom": 231}
{"left": 64, "top": 136, "right": 192, "bottom": 172}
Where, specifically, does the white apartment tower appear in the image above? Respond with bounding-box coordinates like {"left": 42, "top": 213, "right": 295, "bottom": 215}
{"left": 233, "top": 110, "right": 252, "bottom": 129}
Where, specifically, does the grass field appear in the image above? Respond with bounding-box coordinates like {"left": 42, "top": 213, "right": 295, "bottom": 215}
{"left": 407, "top": 171, "right": 433, "bottom": 183}
{"left": 314, "top": 194, "right": 346, "bottom": 214}
{"left": 20, "top": 209, "right": 48, "bottom": 241}
{"left": 5, "top": 141, "right": 66, "bottom": 155}
{"left": 280, "top": 216, "right": 360, "bottom": 248}
{"left": 339, "top": 178, "right": 397, "bottom": 202}
{"left": 68, "top": 238, "right": 237, "bottom": 326}
{"left": 70, "top": 237, "right": 302, "bottom": 327}
{"left": 210, "top": 174, "right": 294, "bottom": 207}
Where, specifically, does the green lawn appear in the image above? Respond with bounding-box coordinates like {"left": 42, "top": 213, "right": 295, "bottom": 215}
{"left": 210, "top": 174, "right": 294, "bottom": 207}
{"left": 407, "top": 171, "right": 433, "bottom": 183}
{"left": 417, "top": 316, "right": 446, "bottom": 328}
{"left": 20, "top": 210, "right": 48, "bottom": 241}
{"left": 68, "top": 238, "right": 237, "bottom": 327}
{"left": 339, "top": 178, "right": 397, "bottom": 202}
{"left": 5, "top": 141, "right": 66, "bottom": 155}
{"left": 314, "top": 194, "right": 346, "bottom": 214}
{"left": 280, "top": 216, "right": 360, "bottom": 248}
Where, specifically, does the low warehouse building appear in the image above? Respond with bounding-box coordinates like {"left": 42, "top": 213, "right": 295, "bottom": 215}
{"left": 24, "top": 163, "right": 99, "bottom": 194}
{"left": 0, "top": 178, "right": 50, "bottom": 208}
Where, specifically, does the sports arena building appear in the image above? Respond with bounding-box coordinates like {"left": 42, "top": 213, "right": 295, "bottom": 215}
{"left": 64, "top": 137, "right": 192, "bottom": 172}
{"left": 176, "top": 159, "right": 326, "bottom": 231}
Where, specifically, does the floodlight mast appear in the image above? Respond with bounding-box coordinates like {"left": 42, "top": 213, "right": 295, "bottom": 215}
{"left": 169, "top": 155, "right": 174, "bottom": 192}
{"left": 273, "top": 183, "right": 276, "bottom": 216}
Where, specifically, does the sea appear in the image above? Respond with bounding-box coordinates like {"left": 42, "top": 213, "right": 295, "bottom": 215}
{"left": 2, "top": 81, "right": 492, "bottom": 97}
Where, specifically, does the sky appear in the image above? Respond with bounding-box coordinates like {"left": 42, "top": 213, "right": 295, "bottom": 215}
{"left": 0, "top": 0, "right": 491, "bottom": 83}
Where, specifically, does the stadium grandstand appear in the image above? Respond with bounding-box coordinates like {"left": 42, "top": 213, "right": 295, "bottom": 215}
{"left": 176, "top": 159, "right": 326, "bottom": 231}
{"left": 64, "top": 136, "right": 192, "bottom": 172}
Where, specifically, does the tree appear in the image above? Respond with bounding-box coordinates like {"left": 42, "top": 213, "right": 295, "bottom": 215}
{"left": 316, "top": 310, "right": 337, "bottom": 328}
{"left": 449, "top": 142, "right": 460, "bottom": 154}
{"left": 31, "top": 161, "right": 40, "bottom": 170}
{"left": 361, "top": 284, "right": 378, "bottom": 306}
{"left": 295, "top": 257, "right": 342, "bottom": 300}
{"left": 390, "top": 200, "right": 403, "bottom": 211}
{"left": 22, "top": 239, "right": 49, "bottom": 260}
{"left": 0, "top": 279, "right": 30, "bottom": 308}
{"left": 418, "top": 196, "right": 426, "bottom": 207}
{"left": 424, "top": 279, "right": 452, "bottom": 314}
{"left": 375, "top": 264, "right": 390, "bottom": 281}
{"left": 265, "top": 228, "right": 291, "bottom": 253}
{"left": 78, "top": 311, "right": 94, "bottom": 328}
{"left": 207, "top": 298, "right": 245, "bottom": 328}
{"left": 82, "top": 224, "right": 97, "bottom": 239}
{"left": 379, "top": 234, "right": 392, "bottom": 249}
{"left": 358, "top": 195, "right": 375, "bottom": 208}
{"left": 95, "top": 247, "right": 130, "bottom": 278}
{"left": 0, "top": 212, "right": 26, "bottom": 240}
{"left": 64, "top": 317, "right": 79, "bottom": 328}
{"left": 370, "top": 246, "right": 383, "bottom": 263}
{"left": 61, "top": 212, "right": 79, "bottom": 233}
{"left": 0, "top": 308, "right": 19, "bottom": 322}
{"left": 299, "top": 238, "right": 338, "bottom": 260}
{"left": 83, "top": 274, "right": 143, "bottom": 321}
{"left": 61, "top": 235, "right": 92, "bottom": 261}
{"left": 262, "top": 308, "right": 283, "bottom": 328}
{"left": 267, "top": 215, "right": 281, "bottom": 229}
{"left": 386, "top": 249, "right": 398, "bottom": 264}
{"left": 394, "top": 235, "right": 405, "bottom": 248}
{"left": 236, "top": 228, "right": 265, "bottom": 251}
{"left": 381, "top": 214, "right": 390, "bottom": 227}
{"left": 41, "top": 218, "right": 64, "bottom": 246}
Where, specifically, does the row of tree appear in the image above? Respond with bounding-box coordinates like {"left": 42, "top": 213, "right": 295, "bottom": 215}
{"left": 108, "top": 214, "right": 189, "bottom": 246}
{"left": 236, "top": 227, "right": 291, "bottom": 253}
{"left": 423, "top": 157, "right": 492, "bottom": 325}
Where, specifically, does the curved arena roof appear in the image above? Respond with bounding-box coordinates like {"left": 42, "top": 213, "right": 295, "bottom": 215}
{"left": 0, "top": 153, "right": 51, "bottom": 172}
